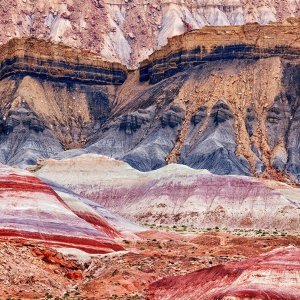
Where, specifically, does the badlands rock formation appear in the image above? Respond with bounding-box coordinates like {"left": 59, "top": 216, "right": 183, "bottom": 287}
{"left": 1, "top": 0, "right": 299, "bottom": 66}
{"left": 0, "top": 20, "right": 297, "bottom": 183}
{"left": 80, "top": 20, "right": 300, "bottom": 181}
{"left": 0, "top": 37, "right": 126, "bottom": 165}
{"left": 35, "top": 154, "right": 300, "bottom": 232}
{"left": 148, "top": 246, "right": 300, "bottom": 300}
{"left": 0, "top": 163, "right": 125, "bottom": 253}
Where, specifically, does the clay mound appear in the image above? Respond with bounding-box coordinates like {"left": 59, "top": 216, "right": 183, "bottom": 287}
{"left": 147, "top": 246, "right": 300, "bottom": 300}
{"left": 35, "top": 154, "right": 300, "bottom": 232}
{"left": 0, "top": 164, "right": 124, "bottom": 254}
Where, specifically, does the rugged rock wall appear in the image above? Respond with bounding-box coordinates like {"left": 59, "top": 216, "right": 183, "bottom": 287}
{"left": 0, "top": 21, "right": 299, "bottom": 183}
{"left": 70, "top": 20, "right": 298, "bottom": 182}
{"left": 1, "top": 0, "right": 299, "bottom": 67}
{"left": 140, "top": 20, "right": 300, "bottom": 84}
{"left": 0, "top": 37, "right": 127, "bottom": 84}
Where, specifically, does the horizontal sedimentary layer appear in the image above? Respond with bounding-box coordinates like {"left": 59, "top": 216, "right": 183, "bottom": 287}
{"left": 140, "top": 19, "right": 300, "bottom": 83}
{"left": 0, "top": 38, "right": 127, "bottom": 85}
{"left": 35, "top": 154, "right": 300, "bottom": 232}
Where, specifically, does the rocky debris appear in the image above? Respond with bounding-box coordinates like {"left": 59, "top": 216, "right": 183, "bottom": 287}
{"left": 1, "top": 230, "right": 299, "bottom": 299}
{"left": 0, "top": 241, "right": 80, "bottom": 299}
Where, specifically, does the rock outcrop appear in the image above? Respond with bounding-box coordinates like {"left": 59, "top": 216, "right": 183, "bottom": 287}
{"left": 147, "top": 246, "right": 300, "bottom": 300}
{"left": 0, "top": 163, "right": 125, "bottom": 253}
{"left": 0, "top": 103, "right": 63, "bottom": 167}
{"left": 52, "top": 20, "right": 299, "bottom": 182}
{"left": 35, "top": 154, "right": 300, "bottom": 232}
{"left": 0, "top": 37, "right": 127, "bottom": 85}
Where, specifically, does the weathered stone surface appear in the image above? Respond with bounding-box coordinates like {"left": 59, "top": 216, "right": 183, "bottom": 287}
{"left": 0, "top": 104, "right": 63, "bottom": 167}
{"left": 140, "top": 20, "right": 300, "bottom": 84}
{"left": 0, "top": 38, "right": 127, "bottom": 85}
{"left": 0, "top": 37, "right": 127, "bottom": 166}
{"left": 0, "top": 22, "right": 299, "bottom": 182}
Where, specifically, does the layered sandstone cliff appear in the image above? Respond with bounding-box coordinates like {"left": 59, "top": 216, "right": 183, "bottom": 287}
{"left": 140, "top": 19, "right": 300, "bottom": 83}
{"left": 0, "top": 37, "right": 126, "bottom": 165}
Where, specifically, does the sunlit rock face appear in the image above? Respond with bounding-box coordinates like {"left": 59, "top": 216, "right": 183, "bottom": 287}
{"left": 0, "top": 164, "right": 124, "bottom": 254}
{"left": 35, "top": 154, "right": 300, "bottom": 232}
{"left": 147, "top": 246, "right": 300, "bottom": 300}
{"left": 1, "top": 0, "right": 299, "bottom": 67}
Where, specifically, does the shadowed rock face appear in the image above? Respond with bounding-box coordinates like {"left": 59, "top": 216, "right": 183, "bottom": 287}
{"left": 285, "top": 64, "right": 300, "bottom": 182}
{"left": 191, "top": 106, "right": 207, "bottom": 126}
{"left": 119, "top": 113, "right": 150, "bottom": 135}
{"left": 179, "top": 100, "right": 249, "bottom": 175}
{"left": 147, "top": 246, "right": 300, "bottom": 300}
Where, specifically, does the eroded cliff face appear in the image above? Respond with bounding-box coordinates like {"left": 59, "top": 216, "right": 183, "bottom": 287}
{"left": 0, "top": 20, "right": 299, "bottom": 183}
{"left": 57, "top": 20, "right": 300, "bottom": 182}
{"left": 1, "top": 0, "right": 299, "bottom": 67}
{"left": 0, "top": 37, "right": 126, "bottom": 165}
